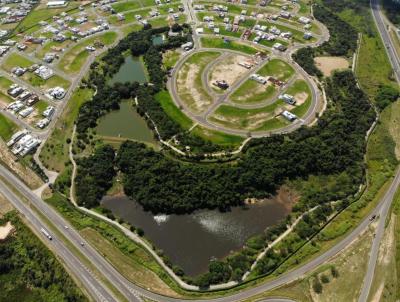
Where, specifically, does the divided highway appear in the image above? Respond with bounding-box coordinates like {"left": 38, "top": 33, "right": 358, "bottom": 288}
{"left": 357, "top": 1, "right": 400, "bottom": 301}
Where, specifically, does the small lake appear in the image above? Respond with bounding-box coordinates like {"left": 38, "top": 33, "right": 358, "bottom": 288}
{"left": 110, "top": 56, "right": 147, "bottom": 84}
{"left": 96, "top": 101, "right": 156, "bottom": 144}
{"left": 152, "top": 34, "right": 164, "bottom": 46}
{"left": 102, "top": 193, "right": 292, "bottom": 276}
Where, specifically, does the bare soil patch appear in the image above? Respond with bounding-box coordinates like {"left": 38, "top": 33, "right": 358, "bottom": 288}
{"left": 177, "top": 63, "right": 212, "bottom": 113}
{"left": 314, "top": 56, "right": 350, "bottom": 77}
{"left": 0, "top": 221, "right": 15, "bottom": 240}
{"left": 0, "top": 139, "right": 43, "bottom": 189}
{"left": 209, "top": 54, "right": 250, "bottom": 89}
{"left": 295, "top": 92, "right": 309, "bottom": 106}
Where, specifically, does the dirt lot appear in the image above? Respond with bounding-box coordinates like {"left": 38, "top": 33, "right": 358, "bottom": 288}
{"left": 314, "top": 56, "right": 350, "bottom": 77}
{"left": 208, "top": 54, "right": 252, "bottom": 89}
{"left": 177, "top": 63, "right": 213, "bottom": 113}
{"left": 294, "top": 92, "right": 309, "bottom": 105}
{"left": 0, "top": 139, "right": 43, "bottom": 189}
{"left": 0, "top": 221, "right": 14, "bottom": 240}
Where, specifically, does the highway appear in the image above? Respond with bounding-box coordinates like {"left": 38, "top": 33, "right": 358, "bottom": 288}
{"left": 357, "top": 1, "right": 400, "bottom": 301}
{"left": 370, "top": 0, "right": 400, "bottom": 82}
{"left": 0, "top": 176, "right": 118, "bottom": 302}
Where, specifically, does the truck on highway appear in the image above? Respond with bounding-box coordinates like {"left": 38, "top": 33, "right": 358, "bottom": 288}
{"left": 40, "top": 227, "right": 52, "bottom": 240}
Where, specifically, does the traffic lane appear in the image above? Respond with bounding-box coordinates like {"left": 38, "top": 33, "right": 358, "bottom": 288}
{"left": 0, "top": 166, "right": 143, "bottom": 302}
{"left": 0, "top": 180, "right": 117, "bottom": 302}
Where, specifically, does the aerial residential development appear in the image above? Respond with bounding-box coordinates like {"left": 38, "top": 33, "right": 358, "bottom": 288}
{"left": 0, "top": 0, "right": 399, "bottom": 301}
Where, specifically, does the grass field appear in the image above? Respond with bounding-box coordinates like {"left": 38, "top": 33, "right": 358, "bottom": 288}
{"left": 58, "top": 32, "right": 118, "bottom": 74}
{"left": 200, "top": 37, "right": 263, "bottom": 55}
{"left": 209, "top": 100, "right": 288, "bottom": 131}
{"left": 14, "top": 3, "right": 80, "bottom": 34}
{"left": 112, "top": 0, "right": 142, "bottom": 13}
{"left": 80, "top": 227, "right": 178, "bottom": 297}
{"left": 338, "top": 6, "right": 398, "bottom": 97}
{"left": 36, "top": 40, "right": 72, "bottom": 59}
{"left": 162, "top": 49, "right": 181, "bottom": 69}
{"left": 286, "top": 80, "right": 312, "bottom": 117}
{"left": 40, "top": 88, "right": 93, "bottom": 172}
{"left": 230, "top": 79, "right": 276, "bottom": 104}
{"left": 176, "top": 51, "right": 220, "bottom": 113}
{"left": 259, "top": 58, "right": 295, "bottom": 81}
{"left": 2, "top": 53, "right": 33, "bottom": 71}
{"left": 0, "top": 113, "right": 18, "bottom": 141}
{"left": 191, "top": 125, "right": 244, "bottom": 146}
{"left": 155, "top": 90, "right": 193, "bottom": 130}
{"left": 23, "top": 74, "right": 71, "bottom": 90}
{"left": 230, "top": 59, "right": 295, "bottom": 105}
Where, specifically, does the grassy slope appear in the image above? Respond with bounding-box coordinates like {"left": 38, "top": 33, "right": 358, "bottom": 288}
{"left": 155, "top": 90, "right": 193, "bottom": 130}
{"left": 58, "top": 32, "right": 118, "bottom": 74}
{"left": 191, "top": 125, "right": 244, "bottom": 146}
{"left": 0, "top": 113, "right": 18, "bottom": 141}
{"left": 200, "top": 37, "right": 263, "bottom": 55}
{"left": 40, "top": 88, "right": 93, "bottom": 172}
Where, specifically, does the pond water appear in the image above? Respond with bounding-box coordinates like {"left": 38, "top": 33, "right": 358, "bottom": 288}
{"left": 96, "top": 101, "right": 156, "bottom": 144}
{"left": 102, "top": 193, "right": 292, "bottom": 276}
{"left": 152, "top": 34, "right": 164, "bottom": 46}
{"left": 110, "top": 56, "right": 147, "bottom": 84}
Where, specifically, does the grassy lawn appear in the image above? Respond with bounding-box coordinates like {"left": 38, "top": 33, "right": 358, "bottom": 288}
{"left": 0, "top": 113, "right": 18, "bottom": 141}
{"left": 36, "top": 40, "right": 72, "bottom": 59}
{"left": 2, "top": 53, "right": 33, "bottom": 71}
{"left": 230, "top": 79, "right": 276, "bottom": 104}
{"left": 112, "top": 0, "right": 142, "bottom": 13}
{"left": 286, "top": 80, "right": 312, "bottom": 117}
{"left": 229, "top": 59, "right": 288, "bottom": 105}
{"left": 259, "top": 58, "right": 295, "bottom": 81}
{"left": 162, "top": 49, "right": 181, "bottom": 69}
{"left": 0, "top": 76, "right": 13, "bottom": 91}
{"left": 209, "top": 100, "right": 287, "bottom": 131}
{"left": 155, "top": 90, "right": 193, "bottom": 130}
{"left": 191, "top": 125, "right": 244, "bottom": 146}
{"left": 121, "top": 23, "right": 144, "bottom": 36}
{"left": 58, "top": 32, "right": 118, "bottom": 74}
{"left": 40, "top": 88, "right": 93, "bottom": 172}
{"left": 176, "top": 51, "right": 220, "bottom": 113}
{"left": 14, "top": 3, "right": 80, "bottom": 34}
{"left": 200, "top": 37, "right": 263, "bottom": 55}
{"left": 34, "top": 100, "right": 49, "bottom": 115}
{"left": 23, "top": 74, "right": 71, "bottom": 90}
{"left": 338, "top": 6, "right": 398, "bottom": 97}
{"left": 108, "top": 8, "right": 151, "bottom": 24}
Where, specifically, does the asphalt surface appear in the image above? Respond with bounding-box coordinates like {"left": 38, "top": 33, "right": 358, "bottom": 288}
{"left": 357, "top": 1, "right": 400, "bottom": 301}
{"left": 370, "top": 0, "right": 400, "bottom": 82}
{"left": 0, "top": 177, "right": 118, "bottom": 302}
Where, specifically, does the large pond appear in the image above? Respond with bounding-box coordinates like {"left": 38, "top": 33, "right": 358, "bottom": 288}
{"left": 110, "top": 56, "right": 147, "bottom": 84}
{"left": 102, "top": 193, "right": 292, "bottom": 276}
{"left": 96, "top": 101, "right": 156, "bottom": 144}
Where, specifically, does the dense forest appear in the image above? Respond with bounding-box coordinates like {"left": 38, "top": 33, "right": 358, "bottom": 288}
{"left": 313, "top": 4, "right": 358, "bottom": 56}
{"left": 75, "top": 144, "right": 116, "bottom": 208}
{"left": 382, "top": 0, "right": 400, "bottom": 25}
{"left": 0, "top": 213, "right": 87, "bottom": 301}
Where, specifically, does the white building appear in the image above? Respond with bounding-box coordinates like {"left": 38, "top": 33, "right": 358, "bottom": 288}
{"left": 282, "top": 110, "right": 297, "bottom": 121}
